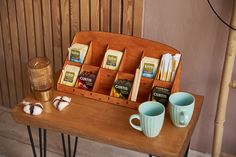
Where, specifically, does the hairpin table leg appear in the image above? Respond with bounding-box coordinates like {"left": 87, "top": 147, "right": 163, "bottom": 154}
{"left": 39, "top": 128, "right": 42, "bottom": 157}
{"left": 149, "top": 155, "right": 153, "bottom": 157}
{"left": 43, "top": 129, "right": 47, "bottom": 157}
{"left": 184, "top": 142, "right": 190, "bottom": 157}
{"left": 27, "top": 126, "right": 37, "bottom": 157}
{"left": 61, "top": 133, "right": 78, "bottom": 157}
{"left": 73, "top": 137, "right": 78, "bottom": 157}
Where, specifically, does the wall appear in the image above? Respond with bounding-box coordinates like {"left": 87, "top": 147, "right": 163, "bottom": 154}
{"left": 142, "top": 0, "right": 235, "bottom": 154}
{"left": 0, "top": 0, "right": 143, "bottom": 108}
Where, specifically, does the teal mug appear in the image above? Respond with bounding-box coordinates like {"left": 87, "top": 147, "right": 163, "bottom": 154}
{"left": 129, "top": 101, "right": 165, "bottom": 138}
{"left": 169, "top": 92, "right": 195, "bottom": 127}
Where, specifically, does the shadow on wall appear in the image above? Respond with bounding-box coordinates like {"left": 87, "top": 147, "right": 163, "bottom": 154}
{"left": 142, "top": 0, "right": 235, "bottom": 154}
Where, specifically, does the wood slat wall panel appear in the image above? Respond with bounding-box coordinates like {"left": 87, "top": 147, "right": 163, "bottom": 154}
{"left": 7, "top": 0, "right": 23, "bottom": 102}
{"left": 111, "top": 0, "right": 122, "bottom": 34}
{"left": 15, "top": 0, "right": 30, "bottom": 97}
{"left": 0, "top": 0, "right": 17, "bottom": 107}
{"left": 34, "top": 0, "right": 45, "bottom": 57}
{"left": 0, "top": 15, "right": 10, "bottom": 107}
{"left": 0, "top": 0, "right": 143, "bottom": 107}
{"left": 24, "top": 0, "right": 37, "bottom": 60}
{"left": 42, "top": 0, "right": 54, "bottom": 64}
{"left": 61, "top": 0, "right": 71, "bottom": 61}
{"left": 90, "top": 0, "right": 100, "bottom": 31}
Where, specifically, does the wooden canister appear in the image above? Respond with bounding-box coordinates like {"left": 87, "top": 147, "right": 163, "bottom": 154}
{"left": 28, "top": 57, "right": 53, "bottom": 101}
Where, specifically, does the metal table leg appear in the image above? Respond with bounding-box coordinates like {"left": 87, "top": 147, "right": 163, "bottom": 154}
{"left": 27, "top": 126, "right": 47, "bottom": 157}
{"left": 61, "top": 133, "right": 78, "bottom": 157}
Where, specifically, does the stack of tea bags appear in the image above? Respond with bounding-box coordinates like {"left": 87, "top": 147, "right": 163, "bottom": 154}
{"left": 68, "top": 43, "right": 88, "bottom": 64}
{"left": 157, "top": 53, "right": 181, "bottom": 82}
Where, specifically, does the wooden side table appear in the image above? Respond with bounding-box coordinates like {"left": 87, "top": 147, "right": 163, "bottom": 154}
{"left": 11, "top": 90, "right": 203, "bottom": 157}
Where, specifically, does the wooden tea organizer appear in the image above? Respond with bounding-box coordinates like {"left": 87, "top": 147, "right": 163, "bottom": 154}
{"left": 57, "top": 31, "right": 181, "bottom": 109}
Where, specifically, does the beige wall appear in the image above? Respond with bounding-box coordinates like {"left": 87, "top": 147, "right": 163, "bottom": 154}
{"left": 142, "top": 0, "right": 236, "bottom": 154}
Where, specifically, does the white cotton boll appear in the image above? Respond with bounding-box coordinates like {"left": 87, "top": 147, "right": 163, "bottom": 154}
{"left": 54, "top": 96, "right": 62, "bottom": 100}
{"left": 57, "top": 102, "right": 70, "bottom": 111}
{"left": 22, "top": 100, "right": 31, "bottom": 106}
{"left": 23, "top": 103, "right": 43, "bottom": 116}
{"left": 23, "top": 105, "right": 31, "bottom": 114}
{"left": 62, "top": 96, "right": 71, "bottom": 103}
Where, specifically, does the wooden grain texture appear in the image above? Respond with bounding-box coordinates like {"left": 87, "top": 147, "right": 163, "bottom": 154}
{"left": 24, "top": 0, "right": 37, "bottom": 59}
{"left": 133, "top": 0, "right": 143, "bottom": 37}
{"left": 61, "top": 0, "right": 71, "bottom": 61}
{"left": 0, "top": 16, "right": 10, "bottom": 107}
{"left": 111, "top": 0, "right": 122, "bottom": 33}
{"left": 15, "top": 0, "right": 30, "bottom": 97}
{"left": 70, "top": 0, "right": 80, "bottom": 39}
{"left": 7, "top": 0, "right": 23, "bottom": 102}
{"left": 0, "top": 0, "right": 143, "bottom": 108}
{"left": 0, "top": 0, "right": 17, "bottom": 107}
{"left": 80, "top": 0, "right": 90, "bottom": 31}
{"left": 100, "top": 0, "right": 110, "bottom": 32}
{"left": 34, "top": 0, "right": 45, "bottom": 57}
{"left": 90, "top": 0, "right": 100, "bottom": 31}
{"left": 123, "top": 0, "right": 133, "bottom": 35}
{"left": 42, "top": 0, "right": 54, "bottom": 64}
{"left": 51, "top": 0, "right": 62, "bottom": 72}
{"left": 11, "top": 90, "right": 204, "bottom": 157}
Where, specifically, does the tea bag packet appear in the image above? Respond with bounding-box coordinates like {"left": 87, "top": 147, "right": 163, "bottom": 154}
{"left": 68, "top": 43, "right": 88, "bottom": 63}
{"left": 22, "top": 100, "right": 43, "bottom": 116}
{"left": 151, "top": 87, "right": 170, "bottom": 106}
{"left": 60, "top": 65, "right": 80, "bottom": 87}
{"left": 102, "top": 49, "right": 123, "bottom": 70}
{"left": 53, "top": 96, "right": 71, "bottom": 111}
{"left": 157, "top": 53, "right": 172, "bottom": 81}
{"left": 111, "top": 79, "right": 132, "bottom": 99}
{"left": 157, "top": 53, "right": 181, "bottom": 82}
{"left": 170, "top": 54, "right": 181, "bottom": 82}
{"left": 140, "top": 57, "right": 159, "bottom": 79}
{"left": 77, "top": 71, "right": 96, "bottom": 90}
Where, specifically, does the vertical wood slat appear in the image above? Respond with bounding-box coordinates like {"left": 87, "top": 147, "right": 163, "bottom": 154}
{"left": 122, "top": 0, "right": 133, "bottom": 35}
{"left": 15, "top": 0, "right": 30, "bottom": 97}
{"left": 42, "top": 0, "right": 54, "bottom": 65}
{"left": 24, "top": 0, "right": 37, "bottom": 60}
{"left": 111, "top": 0, "right": 122, "bottom": 34}
{"left": 133, "top": 0, "right": 143, "bottom": 37}
{"left": 0, "top": 0, "right": 143, "bottom": 107}
{"left": 61, "top": 0, "right": 71, "bottom": 61}
{"left": 0, "top": 14, "right": 10, "bottom": 107}
{"left": 8, "top": 0, "right": 23, "bottom": 102}
{"left": 100, "top": 0, "right": 110, "bottom": 32}
{"left": 80, "top": 0, "right": 90, "bottom": 31}
{"left": 0, "top": 0, "right": 17, "bottom": 107}
{"left": 34, "top": 0, "right": 45, "bottom": 57}
{"left": 91, "top": 0, "right": 100, "bottom": 31}
{"left": 70, "top": 0, "right": 80, "bottom": 39}
{"left": 51, "top": 0, "right": 62, "bottom": 72}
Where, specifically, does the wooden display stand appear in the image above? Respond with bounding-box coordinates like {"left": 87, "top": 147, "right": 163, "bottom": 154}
{"left": 57, "top": 31, "right": 181, "bottom": 109}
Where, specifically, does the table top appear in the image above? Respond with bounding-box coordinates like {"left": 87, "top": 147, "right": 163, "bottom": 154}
{"left": 11, "top": 90, "right": 203, "bottom": 157}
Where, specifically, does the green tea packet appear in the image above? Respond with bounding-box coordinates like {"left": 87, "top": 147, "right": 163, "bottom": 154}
{"left": 102, "top": 49, "right": 123, "bottom": 70}
{"left": 68, "top": 43, "right": 88, "bottom": 63}
{"left": 60, "top": 65, "right": 80, "bottom": 87}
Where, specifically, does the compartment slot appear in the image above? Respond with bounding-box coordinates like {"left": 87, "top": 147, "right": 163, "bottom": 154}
{"left": 107, "top": 36, "right": 129, "bottom": 51}
{"left": 119, "top": 48, "right": 143, "bottom": 74}
{"left": 84, "top": 40, "right": 108, "bottom": 67}
{"left": 136, "top": 78, "right": 154, "bottom": 103}
{"left": 110, "top": 72, "right": 134, "bottom": 99}
{"left": 93, "top": 68, "right": 117, "bottom": 95}
{"left": 152, "top": 79, "right": 172, "bottom": 89}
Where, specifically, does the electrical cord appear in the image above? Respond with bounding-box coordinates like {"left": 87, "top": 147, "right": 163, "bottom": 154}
{"left": 207, "top": 0, "right": 236, "bottom": 30}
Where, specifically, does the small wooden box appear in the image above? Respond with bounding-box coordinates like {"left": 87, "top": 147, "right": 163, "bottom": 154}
{"left": 57, "top": 31, "right": 181, "bottom": 109}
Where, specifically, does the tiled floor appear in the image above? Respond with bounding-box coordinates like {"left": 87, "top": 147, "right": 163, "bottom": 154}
{"left": 0, "top": 106, "right": 206, "bottom": 157}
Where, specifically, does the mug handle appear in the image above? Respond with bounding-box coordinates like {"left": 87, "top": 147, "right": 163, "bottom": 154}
{"left": 179, "top": 111, "right": 188, "bottom": 125}
{"left": 129, "top": 114, "right": 142, "bottom": 131}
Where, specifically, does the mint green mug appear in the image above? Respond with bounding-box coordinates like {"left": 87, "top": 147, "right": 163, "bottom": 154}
{"left": 169, "top": 92, "right": 195, "bottom": 127}
{"left": 129, "top": 101, "right": 165, "bottom": 138}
